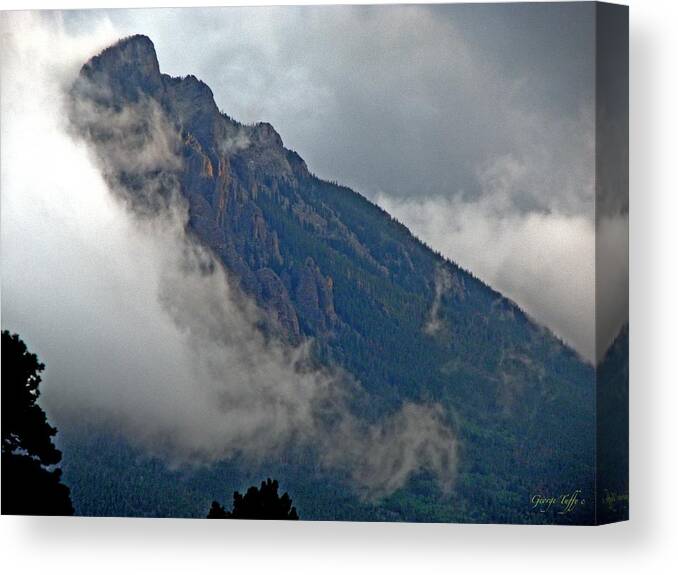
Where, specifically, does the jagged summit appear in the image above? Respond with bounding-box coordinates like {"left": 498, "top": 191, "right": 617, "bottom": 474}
{"left": 92, "top": 34, "right": 159, "bottom": 69}
{"left": 77, "top": 35, "right": 296, "bottom": 173}
{"left": 80, "top": 35, "right": 162, "bottom": 99}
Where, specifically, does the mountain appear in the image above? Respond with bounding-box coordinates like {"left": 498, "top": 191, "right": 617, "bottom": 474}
{"left": 596, "top": 324, "right": 629, "bottom": 523}
{"left": 60, "top": 35, "right": 596, "bottom": 523}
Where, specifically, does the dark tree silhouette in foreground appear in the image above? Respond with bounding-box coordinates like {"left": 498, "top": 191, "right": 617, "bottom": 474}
{"left": 207, "top": 478, "right": 299, "bottom": 520}
{"left": 1, "top": 330, "right": 74, "bottom": 515}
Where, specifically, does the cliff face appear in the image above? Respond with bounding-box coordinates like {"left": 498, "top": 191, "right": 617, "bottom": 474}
{"left": 67, "top": 35, "right": 597, "bottom": 523}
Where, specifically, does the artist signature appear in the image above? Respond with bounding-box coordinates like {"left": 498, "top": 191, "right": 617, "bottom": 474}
{"left": 531, "top": 490, "right": 585, "bottom": 514}
{"left": 602, "top": 490, "right": 629, "bottom": 511}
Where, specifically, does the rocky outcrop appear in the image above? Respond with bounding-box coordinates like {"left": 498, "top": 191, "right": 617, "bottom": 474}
{"left": 255, "top": 268, "right": 301, "bottom": 339}
{"left": 293, "top": 257, "right": 338, "bottom": 334}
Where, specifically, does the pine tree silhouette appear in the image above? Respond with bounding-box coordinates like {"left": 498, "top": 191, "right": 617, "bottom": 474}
{"left": 207, "top": 478, "right": 298, "bottom": 520}
{"left": 1, "top": 330, "right": 74, "bottom": 515}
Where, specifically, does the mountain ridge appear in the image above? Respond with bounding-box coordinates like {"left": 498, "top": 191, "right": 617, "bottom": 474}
{"left": 83, "top": 34, "right": 585, "bottom": 352}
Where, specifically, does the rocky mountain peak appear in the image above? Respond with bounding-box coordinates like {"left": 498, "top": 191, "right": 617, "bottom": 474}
{"left": 251, "top": 122, "right": 284, "bottom": 148}
{"left": 78, "top": 34, "right": 163, "bottom": 102}
{"left": 98, "top": 34, "right": 159, "bottom": 72}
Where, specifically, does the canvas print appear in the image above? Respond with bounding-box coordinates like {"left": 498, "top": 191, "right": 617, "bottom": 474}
{"left": 0, "top": 2, "right": 628, "bottom": 524}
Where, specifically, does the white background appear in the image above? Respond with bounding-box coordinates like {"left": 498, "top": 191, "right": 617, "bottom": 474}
{"left": 1, "top": 0, "right": 676, "bottom": 573}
